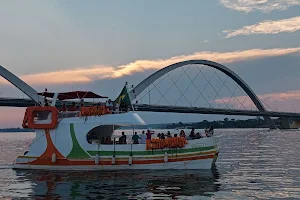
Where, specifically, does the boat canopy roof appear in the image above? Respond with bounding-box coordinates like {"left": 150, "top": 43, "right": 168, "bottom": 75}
{"left": 38, "top": 91, "right": 108, "bottom": 100}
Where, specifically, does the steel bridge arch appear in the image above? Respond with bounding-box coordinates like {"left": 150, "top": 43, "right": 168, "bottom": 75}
{"left": 129, "top": 60, "right": 273, "bottom": 125}
{"left": 0, "top": 65, "right": 43, "bottom": 105}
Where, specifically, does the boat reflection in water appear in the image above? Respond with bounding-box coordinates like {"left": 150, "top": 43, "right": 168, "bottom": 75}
{"left": 14, "top": 168, "right": 220, "bottom": 199}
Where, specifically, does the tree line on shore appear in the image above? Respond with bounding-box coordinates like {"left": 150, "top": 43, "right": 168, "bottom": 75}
{"left": 0, "top": 128, "right": 34, "bottom": 132}
{"left": 0, "top": 117, "right": 287, "bottom": 132}
{"left": 165, "top": 118, "right": 272, "bottom": 129}
{"left": 124, "top": 117, "right": 280, "bottom": 129}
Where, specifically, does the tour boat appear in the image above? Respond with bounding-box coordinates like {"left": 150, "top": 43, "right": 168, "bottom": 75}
{"left": 13, "top": 89, "right": 219, "bottom": 170}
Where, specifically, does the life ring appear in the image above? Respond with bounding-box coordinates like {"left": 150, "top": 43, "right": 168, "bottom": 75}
{"left": 24, "top": 106, "right": 58, "bottom": 129}
{"left": 22, "top": 109, "right": 29, "bottom": 128}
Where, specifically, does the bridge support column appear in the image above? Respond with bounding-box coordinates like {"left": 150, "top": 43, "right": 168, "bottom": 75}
{"left": 278, "top": 117, "right": 292, "bottom": 129}
{"left": 265, "top": 117, "right": 276, "bottom": 129}
{"left": 278, "top": 118, "right": 300, "bottom": 129}
{"left": 291, "top": 120, "right": 300, "bottom": 129}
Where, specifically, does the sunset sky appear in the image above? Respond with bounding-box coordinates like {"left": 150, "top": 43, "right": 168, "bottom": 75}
{"left": 0, "top": 0, "right": 300, "bottom": 127}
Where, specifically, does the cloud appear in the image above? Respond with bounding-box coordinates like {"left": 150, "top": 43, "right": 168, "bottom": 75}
{"left": 219, "top": 0, "right": 300, "bottom": 12}
{"left": 0, "top": 48, "right": 300, "bottom": 85}
{"left": 0, "top": 66, "right": 114, "bottom": 85}
{"left": 223, "top": 16, "right": 300, "bottom": 38}
{"left": 22, "top": 66, "right": 114, "bottom": 85}
{"left": 215, "top": 90, "right": 300, "bottom": 111}
{"left": 111, "top": 48, "right": 300, "bottom": 78}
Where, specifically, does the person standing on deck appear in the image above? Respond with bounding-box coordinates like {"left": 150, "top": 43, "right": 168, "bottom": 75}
{"left": 106, "top": 99, "right": 113, "bottom": 109}
{"left": 180, "top": 130, "right": 186, "bottom": 138}
{"left": 140, "top": 131, "right": 147, "bottom": 144}
{"left": 119, "top": 132, "right": 127, "bottom": 144}
{"left": 44, "top": 98, "right": 49, "bottom": 106}
{"left": 146, "top": 129, "right": 154, "bottom": 140}
{"left": 166, "top": 131, "right": 172, "bottom": 138}
{"left": 79, "top": 98, "right": 84, "bottom": 110}
{"left": 189, "top": 127, "right": 196, "bottom": 139}
{"left": 132, "top": 132, "right": 141, "bottom": 144}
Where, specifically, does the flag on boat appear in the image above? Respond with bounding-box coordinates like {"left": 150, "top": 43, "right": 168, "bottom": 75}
{"left": 114, "top": 85, "right": 131, "bottom": 108}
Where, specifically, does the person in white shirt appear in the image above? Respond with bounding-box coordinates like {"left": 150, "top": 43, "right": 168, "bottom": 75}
{"left": 140, "top": 130, "right": 147, "bottom": 144}
{"left": 106, "top": 99, "right": 113, "bottom": 109}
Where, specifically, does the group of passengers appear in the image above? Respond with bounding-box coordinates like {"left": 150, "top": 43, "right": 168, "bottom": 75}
{"left": 186, "top": 127, "right": 205, "bottom": 139}
{"left": 155, "top": 131, "right": 178, "bottom": 139}
{"left": 97, "top": 132, "right": 126, "bottom": 144}
{"left": 154, "top": 127, "right": 213, "bottom": 141}
{"left": 55, "top": 98, "right": 130, "bottom": 114}
{"left": 40, "top": 85, "right": 129, "bottom": 114}
{"left": 99, "top": 130, "right": 149, "bottom": 145}
{"left": 43, "top": 96, "right": 117, "bottom": 111}
{"left": 105, "top": 127, "right": 214, "bottom": 145}
{"left": 100, "top": 136, "right": 114, "bottom": 144}
{"left": 99, "top": 131, "right": 131, "bottom": 144}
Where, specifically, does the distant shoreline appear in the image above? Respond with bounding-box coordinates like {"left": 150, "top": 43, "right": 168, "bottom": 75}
{"left": 0, "top": 128, "right": 34, "bottom": 133}
{"left": 0, "top": 117, "right": 289, "bottom": 132}
{"left": 121, "top": 118, "right": 286, "bottom": 130}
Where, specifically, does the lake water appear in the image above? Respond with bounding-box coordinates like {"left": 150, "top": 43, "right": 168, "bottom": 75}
{"left": 1, "top": 129, "right": 300, "bottom": 199}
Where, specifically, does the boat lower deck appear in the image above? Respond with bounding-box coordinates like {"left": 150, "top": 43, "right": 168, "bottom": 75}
{"left": 13, "top": 152, "right": 218, "bottom": 170}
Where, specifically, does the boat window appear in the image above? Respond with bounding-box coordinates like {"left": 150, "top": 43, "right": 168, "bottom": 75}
{"left": 33, "top": 110, "right": 51, "bottom": 120}
{"left": 86, "top": 131, "right": 99, "bottom": 144}
{"left": 86, "top": 125, "right": 120, "bottom": 144}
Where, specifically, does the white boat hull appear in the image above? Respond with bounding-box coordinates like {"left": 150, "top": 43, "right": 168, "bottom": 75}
{"left": 13, "top": 112, "right": 219, "bottom": 170}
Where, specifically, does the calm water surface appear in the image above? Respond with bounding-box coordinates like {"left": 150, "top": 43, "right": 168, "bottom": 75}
{"left": 0, "top": 129, "right": 300, "bottom": 199}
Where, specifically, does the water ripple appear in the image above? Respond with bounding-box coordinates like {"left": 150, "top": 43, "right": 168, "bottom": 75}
{"left": 0, "top": 129, "right": 300, "bottom": 199}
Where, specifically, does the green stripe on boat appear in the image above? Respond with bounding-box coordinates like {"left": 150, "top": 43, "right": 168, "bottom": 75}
{"left": 87, "top": 146, "right": 215, "bottom": 156}
{"left": 67, "top": 123, "right": 91, "bottom": 159}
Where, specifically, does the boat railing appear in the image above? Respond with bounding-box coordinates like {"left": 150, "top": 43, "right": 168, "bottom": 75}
{"left": 79, "top": 106, "right": 130, "bottom": 116}
{"left": 57, "top": 107, "right": 129, "bottom": 119}
{"left": 111, "top": 109, "right": 128, "bottom": 114}
{"left": 58, "top": 111, "right": 80, "bottom": 119}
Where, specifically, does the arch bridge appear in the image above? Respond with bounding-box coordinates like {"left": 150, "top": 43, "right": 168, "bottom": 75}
{"left": 1, "top": 60, "right": 300, "bottom": 128}
{"left": 129, "top": 60, "right": 277, "bottom": 125}
{"left": 129, "top": 60, "right": 266, "bottom": 113}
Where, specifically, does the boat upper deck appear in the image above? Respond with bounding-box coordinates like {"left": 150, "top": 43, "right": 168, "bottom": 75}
{"left": 37, "top": 90, "right": 132, "bottom": 119}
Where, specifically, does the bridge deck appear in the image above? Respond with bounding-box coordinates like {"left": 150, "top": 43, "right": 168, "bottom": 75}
{"left": 1, "top": 98, "right": 300, "bottom": 119}
{"left": 134, "top": 104, "right": 300, "bottom": 119}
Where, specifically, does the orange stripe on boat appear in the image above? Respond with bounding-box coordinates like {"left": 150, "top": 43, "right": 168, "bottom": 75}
{"left": 29, "top": 130, "right": 67, "bottom": 165}
{"left": 18, "top": 154, "right": 215, "bottom": 166}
